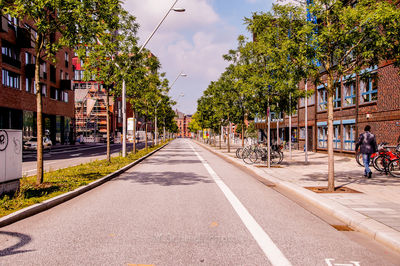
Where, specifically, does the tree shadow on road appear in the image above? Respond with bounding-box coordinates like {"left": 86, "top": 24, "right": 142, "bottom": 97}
{"left": 144, "top": 158, "right": 201, "bottom": 165}
{"left": 300, "top": 170, "right": 400, "bottom": 186}
{"left": 117, "top": 171, "right": 214, "bottom": 186}
{"left": 0, "top": 231, "right": 34, "bottom": 257}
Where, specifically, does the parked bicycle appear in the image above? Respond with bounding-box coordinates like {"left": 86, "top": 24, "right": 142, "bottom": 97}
{"left": 373, "top": 144, "right": 400, "bottom": 177}
{"left": 240, "top": 142, "right": 284, "bottom": 165}
{"left": 355, "top": 142, "right": 386, "bottom": 167}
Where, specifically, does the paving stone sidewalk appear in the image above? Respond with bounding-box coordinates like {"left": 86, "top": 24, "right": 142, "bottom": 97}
{"left": 203, "top": 140, "right": 400, "bottom": 234}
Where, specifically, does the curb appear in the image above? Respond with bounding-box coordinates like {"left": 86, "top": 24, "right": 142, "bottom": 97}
{"left": 0, "top": 142, "right": 170, "bottom": 228}
{"left": 193, "top": 140, "right": 400, "bottom": 254}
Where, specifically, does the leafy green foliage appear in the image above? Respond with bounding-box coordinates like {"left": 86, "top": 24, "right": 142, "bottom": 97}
{"left": 0, "top": 142, "right": 169, "bottom": 218}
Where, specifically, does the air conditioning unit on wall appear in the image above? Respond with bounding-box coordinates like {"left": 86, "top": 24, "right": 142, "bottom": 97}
{"left": 0, "top": 130, "right": 22, "bottom": 196}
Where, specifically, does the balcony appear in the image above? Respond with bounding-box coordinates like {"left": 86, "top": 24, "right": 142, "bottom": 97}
{"left": 0, "top": 15, "right": 8, "bottom": 32}
{"left": 2, "top": 54, "right": 21, "bottom": 68}
{"left": 17, "top": 27, "right": 34, "bottom": 48}
{"left": 60, "top": 79, "right": 72, "bottom": 90}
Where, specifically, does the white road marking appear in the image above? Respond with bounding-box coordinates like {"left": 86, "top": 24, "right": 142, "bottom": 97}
{"left": 189, "top": 142, "right": 292, "bottom": 266}
{"left": 325, "top": 258, "right": 360, "bottom": 266}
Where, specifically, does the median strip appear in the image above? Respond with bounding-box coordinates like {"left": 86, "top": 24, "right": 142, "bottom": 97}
{"left": 0, "top": 141, "right": 170, "bottom": 227}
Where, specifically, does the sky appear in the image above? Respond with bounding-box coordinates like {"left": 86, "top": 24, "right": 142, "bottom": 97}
{"left": 123, "top": 0, "right": 276, "bottom": 115}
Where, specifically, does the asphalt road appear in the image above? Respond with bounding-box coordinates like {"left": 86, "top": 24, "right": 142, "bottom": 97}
{"left": 1, "top": 139, "right": 400, "bottom": 265}
{"left": 22, "top": 142, "right": 150, "bottom": 176}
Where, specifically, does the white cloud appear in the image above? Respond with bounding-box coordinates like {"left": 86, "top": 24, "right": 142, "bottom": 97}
{"left": 123, "top": 0, "right": 237, "bottom": 114}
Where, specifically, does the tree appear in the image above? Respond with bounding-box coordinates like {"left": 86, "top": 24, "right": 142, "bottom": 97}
{"left": 80, "top": 5, "right": 139, "bottom": 162}
{"left": 124, "top": 51, "right": 161, "bottom": 153}
{"left": 188, "top": 113, "right": 202, "bottom": 137}
{"left": 301, "top": 0, "right": 399, "bottom": 191}
{"left": 3, "top": 0, "right": 119, "bottom": 184}
{"left": 223, "top": 36, "right": 257, "bottom": 148}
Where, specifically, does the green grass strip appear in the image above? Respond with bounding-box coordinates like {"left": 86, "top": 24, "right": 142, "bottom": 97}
{"left": 0, "top": 141, "right": 169, "bottom": 218}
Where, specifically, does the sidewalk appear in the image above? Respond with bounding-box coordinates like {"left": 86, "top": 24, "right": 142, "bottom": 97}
{"left": 195, "top": 139, "right": 400, "bottom": 253}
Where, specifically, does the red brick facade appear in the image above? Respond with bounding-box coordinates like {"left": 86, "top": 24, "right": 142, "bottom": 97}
{"left": 175, "top": 110, "right": 192, "bottom": 138}
{"left": 256, "top": 63, "right": 400, "bottom": 154}
{"left": 0, "top": 15, "right": 75, "bottom": 144}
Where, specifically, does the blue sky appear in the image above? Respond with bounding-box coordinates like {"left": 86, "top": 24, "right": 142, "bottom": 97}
{"left": 123, "top": 0, "right": 275, "bottom": 115}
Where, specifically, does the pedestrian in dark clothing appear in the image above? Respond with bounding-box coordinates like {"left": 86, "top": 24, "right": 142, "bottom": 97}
{"left": 356, "top": 125, "right": 378, "bottom": 178}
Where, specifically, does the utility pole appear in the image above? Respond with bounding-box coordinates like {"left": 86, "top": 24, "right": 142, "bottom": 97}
{"left": 305, "top": 80, "right": 308, "bottom": 164}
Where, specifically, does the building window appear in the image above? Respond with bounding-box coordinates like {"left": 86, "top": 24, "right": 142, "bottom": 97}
{"left": 299, "top": 97, "right": 305, "bottom": 107}
{"left": 25, "top": 78, "right": 31, "bottom": 92}
{"left": 50, "top": 87, "right": 59, "bottom": 100}
{"left": 50, "top": 65, "right": 56, "bottom": 83}
{"left": 41, "top": 84, "right": 47, "bottom": 96}
{"left": 333, "top": 83, "right": 341, "bottom": 108}
{"left": 360, "top": 74, "right": 378, "bottom": 103}
{"left": 318, "top": 125, "right": 327, "bottom": 148}
{"left": 60, "top": 70, "right": 64, "bottom": 80}
{"left": 343, "top": 80, "right": 356, "bottom": 106}
{"left": 318, "top": 86, "right": 327, "bottom": 111}
{"left": 2, "top": 69, "right": 20, "bottom": 89}
{"left": 333, "top": 124, "right": 341, "bottom": 149}
{"left": 343, "top": 124, "right": 355, "bottom": 151}
{"left": 300, "top": 127, "right": 306, "bottom": 139}
{"left": 25, "top": 52, "right": 32, "bottom": 64}
{"left": 2, "top": 44, "right": 19, "bottom": 60}
{"left": 308, "top": 93, "right": 315, "bottom": 105}
{"left": 40, "top": 61, "right": 47, "bottom": 79}
{"left": 33, "top": 81, "right": 37, "bottom": 94}
{"left": 65, "top": 52, "right": 69, "bottom": 67}
{"left": 74, "top": 70, "right": 84, "bottom": 81}
{"left": 2, "top": 43, "right": 21, "bottom": 67}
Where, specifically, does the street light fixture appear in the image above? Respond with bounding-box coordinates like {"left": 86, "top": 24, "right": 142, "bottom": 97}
{"left": 170, "top": 71, "right": 187, "bottom": 88}
{"left": 122, "top": 0, "right": 185, "bottom": 157}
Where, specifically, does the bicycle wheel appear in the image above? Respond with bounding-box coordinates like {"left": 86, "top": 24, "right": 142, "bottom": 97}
{"left": 243, "top": 150, "right": 254, "bottom": 164}
{"left": 355, "top": 152, "right": 364, "bottom": 166}
{"left": 249, "top": 150, "right": 260, "bottom": 164}
{"left": 277, "top": 151, "right": 283, "bottom": 164}
{"left": 373, "top": 154, "right": 390, "bottom": 172}
{"left": 270, "top": 150, "right": 280, "bottom": 164}
{"left": 236, "top": 148, "right": 243, "bottom": 159}
{"left": 388, "top": 159, "right": 400, "bottom": 177}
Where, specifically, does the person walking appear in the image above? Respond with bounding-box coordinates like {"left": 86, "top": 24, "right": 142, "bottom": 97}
{"left": 356, "top": 125, "right": 378, "bottom": 178}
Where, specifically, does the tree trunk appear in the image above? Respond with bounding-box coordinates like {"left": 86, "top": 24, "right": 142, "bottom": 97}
{"left": 145, "top": 121, "right": 148, "bottom": 150}
{"left": 132, "top": 106, "right": 136, "bottom": 154}
{"left": 219, "top": 125, "right": 222, "bottom": 149}
{"left": 155, "top": 113, "right": 158, "bottom": 146}
{"left": 35, "top": 41, "right": 43, "bottom": 185}
{"left": 227, "top": 121, "right": 231, "bottom": 153}
{"left": 163, "top": 117, "right": 166, "bottom": 143}
{"left": 327, "top": 76, "right": 335, "bottom": 191}
{"left": 242, "top": 123, "right": 245, "bottom": 147}
{"left": 106, "top": 89, "right": 111, "bottom": 163}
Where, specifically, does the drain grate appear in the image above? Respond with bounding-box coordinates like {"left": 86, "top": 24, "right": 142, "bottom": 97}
{"left": 331, "top": 224, "right": 354, "bottom": 231}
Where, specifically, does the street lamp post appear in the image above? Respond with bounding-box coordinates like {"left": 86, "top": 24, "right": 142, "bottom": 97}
{"left": 170, "top": 71, "right": 187, "bottom": 88}
{"left": 121, "top": 0, "right": 185, "bottom": 156}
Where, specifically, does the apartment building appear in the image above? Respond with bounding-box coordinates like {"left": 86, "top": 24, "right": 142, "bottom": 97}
{"left": 175, "top": 110, "right": 192, "bottom": 138}
{"left": 256, "top": 62, "right": 400, "bottom": 154}
{"left": 0, "top": 15, "right": 75, "bottom": 144}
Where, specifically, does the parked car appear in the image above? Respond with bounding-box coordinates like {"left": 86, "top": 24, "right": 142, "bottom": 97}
{"left": 23, "top": 137, "right": 52, "bottom": 150}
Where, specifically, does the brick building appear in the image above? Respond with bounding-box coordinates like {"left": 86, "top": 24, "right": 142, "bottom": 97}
{"left": 0, "top": 15, "right": 75, "bottom": 144}
{"left": 256, "top": 62, "right": 400, "bottom": 154}
{"left": 175, "top": 110, "right": 192, "bottom": 138}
